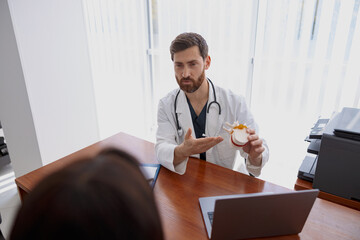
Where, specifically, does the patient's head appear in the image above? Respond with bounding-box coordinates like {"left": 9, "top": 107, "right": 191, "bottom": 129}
{"left": 10, "top": 148, "right": 163, "bottom": 240}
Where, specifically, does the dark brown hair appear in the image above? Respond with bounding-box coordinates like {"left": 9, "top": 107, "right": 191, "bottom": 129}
{"left": 170, "top": 32, "right": 208, "bottom": 61}
{"left": 10, "top": 148, "right": 163, "bottom": 240}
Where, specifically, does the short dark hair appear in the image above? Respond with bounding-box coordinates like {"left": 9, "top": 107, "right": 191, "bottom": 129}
{"left": 10, "top": 148, "right": 164, "bottom": 240}
{"left": 170, "top": 32, "right": 208, "bottom": 61}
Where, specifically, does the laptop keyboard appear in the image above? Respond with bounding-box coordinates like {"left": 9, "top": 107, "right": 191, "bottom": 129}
{"left": 207, "top": 211, "right": 214, "bottom": 225}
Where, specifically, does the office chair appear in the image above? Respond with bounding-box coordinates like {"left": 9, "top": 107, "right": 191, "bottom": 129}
{"left": 0, "top": 120, "right": 9, "bottom": 158}
{"left": 0, "top": 212, "right": 5, "bottom": 240}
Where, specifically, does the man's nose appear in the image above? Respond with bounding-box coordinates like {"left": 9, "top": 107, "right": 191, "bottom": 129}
{"left": 182, "top": 66, "right": 190, "bottom": 78}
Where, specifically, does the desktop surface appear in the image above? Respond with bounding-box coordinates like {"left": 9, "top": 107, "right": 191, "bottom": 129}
{"left": 15, "top": 132, "right": 360, "bottom": 240}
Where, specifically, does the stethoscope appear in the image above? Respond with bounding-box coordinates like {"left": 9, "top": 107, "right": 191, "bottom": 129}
{"left": 174, "top": 78, "right": 221, "bottom": 136}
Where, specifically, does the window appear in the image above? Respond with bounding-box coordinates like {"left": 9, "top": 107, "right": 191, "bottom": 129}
{"left": 83, "top": 0, "right": 360, "bottom": 186}
{"left": 251, "top": 0, "right": 360, "bottom": 185}
{"left": 82, "top": 0, "right": 152, "bottom": 139}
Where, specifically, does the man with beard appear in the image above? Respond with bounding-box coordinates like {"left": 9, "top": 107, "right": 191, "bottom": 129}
{"left": 155, "top": 32, "right": 269, "bottom": 176}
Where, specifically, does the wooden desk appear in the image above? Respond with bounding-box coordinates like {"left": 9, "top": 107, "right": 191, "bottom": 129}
{"left": 16, "top": 133, "right": 360, "bottom": 240}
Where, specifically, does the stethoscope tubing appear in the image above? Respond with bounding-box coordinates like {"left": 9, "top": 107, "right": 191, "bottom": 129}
{"left": 174, "top": 78, "right": 221, "bottom": 136}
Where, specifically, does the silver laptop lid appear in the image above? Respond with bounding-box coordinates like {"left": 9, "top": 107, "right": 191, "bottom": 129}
{"left": 199, "top": 192, "right": 271, "bottom": 239}
{"left": 199, "top": 189, "right": 319, "bottom": 240}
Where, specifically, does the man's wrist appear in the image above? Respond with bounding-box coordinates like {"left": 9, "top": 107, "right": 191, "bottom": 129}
{"left": 248, "top": 154, "right": 262, "bottom": 167}
{"left": 174, "top": 145, "right": 188, "bottom": 165}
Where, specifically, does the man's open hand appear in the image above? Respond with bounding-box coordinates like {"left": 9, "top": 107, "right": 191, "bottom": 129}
{"left": 174, "top": 128, "right": 223, "bottom": 165}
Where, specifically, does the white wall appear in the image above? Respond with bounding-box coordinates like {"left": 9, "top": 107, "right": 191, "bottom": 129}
{"left": 0, "top": 0, "right": 43, "bottom": 177}
{"left": 0, "top": 0, "right": 99, "bottom": 177}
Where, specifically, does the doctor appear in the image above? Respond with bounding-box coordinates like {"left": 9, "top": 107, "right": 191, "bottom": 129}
{"left": 155, "top": 32, "right": 269, "bottom": 176}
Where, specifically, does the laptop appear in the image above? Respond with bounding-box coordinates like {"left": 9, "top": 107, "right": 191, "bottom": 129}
{"left": 199, "top": 189, "right": 319, "bottom": 240}
{"left": 333, "top": 107, "right": 360, "bottom": 141}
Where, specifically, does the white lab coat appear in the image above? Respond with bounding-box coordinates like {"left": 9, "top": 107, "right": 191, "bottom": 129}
{"left": 155, "top": 82, "right": 269, "bottom": 176}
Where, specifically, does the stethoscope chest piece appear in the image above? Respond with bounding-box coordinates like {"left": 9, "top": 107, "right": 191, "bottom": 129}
{"left": 177, "top": 128, "right": 184, "bottom": 137}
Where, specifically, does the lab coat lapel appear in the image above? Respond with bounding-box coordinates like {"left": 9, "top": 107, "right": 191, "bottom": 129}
{"left": 176, "top": 90, "right": 195, "bottom": 138}
{"left": 206, "top": 82, "right": 225, "bottom": 137}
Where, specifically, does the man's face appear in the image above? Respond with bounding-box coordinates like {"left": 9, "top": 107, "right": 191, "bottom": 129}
{"left": 173, "top": 46, "right": 209, "bottom": 93}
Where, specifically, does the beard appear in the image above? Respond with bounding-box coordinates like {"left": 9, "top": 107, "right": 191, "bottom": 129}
{"left": 176, "top": 69, "right": 206, "bottom": 93}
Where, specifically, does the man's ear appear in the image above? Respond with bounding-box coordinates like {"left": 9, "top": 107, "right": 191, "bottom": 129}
{"left": 204, "top": 55, "right": 211, "bottom": 70}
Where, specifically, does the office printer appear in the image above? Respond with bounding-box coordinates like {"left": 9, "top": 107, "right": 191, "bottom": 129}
{"left": 298, "top": 107, "right": 360, "bottom": 202}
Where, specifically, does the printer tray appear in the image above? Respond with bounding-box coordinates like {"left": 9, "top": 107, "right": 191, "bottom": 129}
{"left": 298, "top": 154, "right": 318, "bottom": 182}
